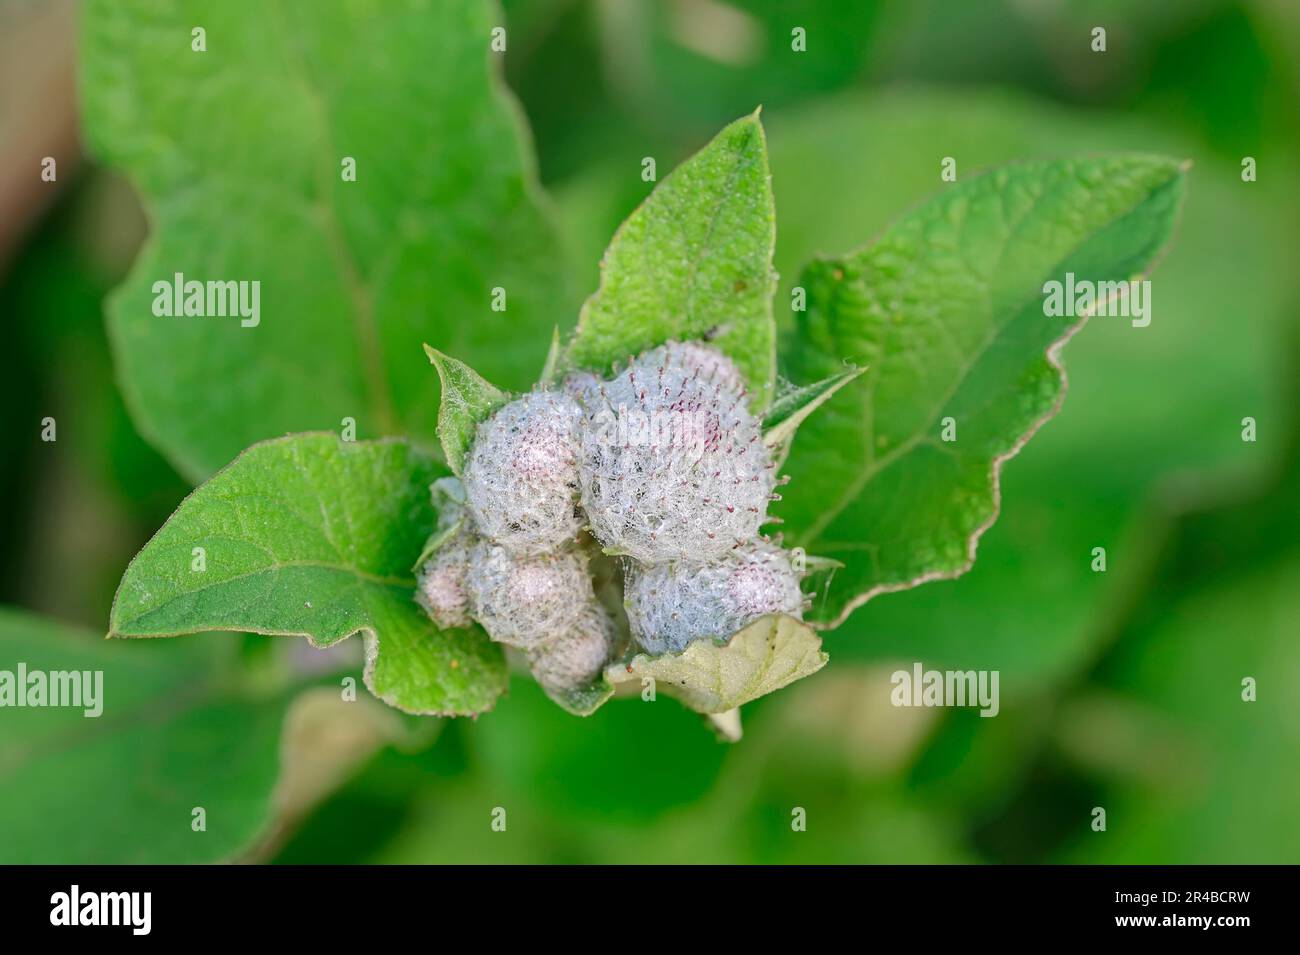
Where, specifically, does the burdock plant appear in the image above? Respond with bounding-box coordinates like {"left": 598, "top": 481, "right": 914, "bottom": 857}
{"left": 109, "top": 109, "right": 1185, "bottom": 735}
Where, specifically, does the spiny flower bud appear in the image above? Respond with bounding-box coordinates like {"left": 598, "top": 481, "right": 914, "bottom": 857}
{"left": 415, "top": 535, "right": 473, "bottom": 630}
{"left": 414, "top": 477, "right": 473, "bottom": 630}
{"left": 465, "top": 541, "right": 592, "bottom": 649}
{"left": 659, "top": 340, "right": 746, "bottom": 394}
{"left": 561, "top": 369, "right": 604, "bottom": 408}
{"left": 624, "top": 539, "right": 805, "bottom": 654}
{"left": 526, "top": 601, "right": 618, "bottom": 693}
{"left": 463, "top": 391, "right": 584, "bottom": 556}
{"left": 578, "top": 341, "right": 775, "bottom": 564}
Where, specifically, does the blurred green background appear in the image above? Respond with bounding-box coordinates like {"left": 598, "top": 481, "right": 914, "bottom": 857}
{"left": 1, "top": 0, "right": 1297, "bottom": 863}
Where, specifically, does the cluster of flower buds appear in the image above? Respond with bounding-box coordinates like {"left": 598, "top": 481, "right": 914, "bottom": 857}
{"left": 416, "top": 341, "right": 807, "bottom": 693}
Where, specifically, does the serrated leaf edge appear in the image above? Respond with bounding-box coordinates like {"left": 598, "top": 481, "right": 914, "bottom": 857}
{"left": 807, "top": 163, "right": 1189, "bottom": 630}
{"left": 105, "top": 432, "right": 503, "bottom": 717}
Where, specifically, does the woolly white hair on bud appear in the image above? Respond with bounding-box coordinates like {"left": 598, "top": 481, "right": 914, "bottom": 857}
{"left": 561, "top": 369, "right": 605, "bottom": 409}
{"left": 661, "top": 340, "right": 746, "bottom": 394}
{"left": 624, "top": 539, "right": 805, "bottom": 654}
{"left": 578, "top": 341, "right": 774, "bottom": 563}
{"left": 465, "top": 542, "right": 592, "bottom": 649}
{"left": 415, "top": 535, "right": 473, "bottom": 630}
{"left": 414, "top": 477, "right": 474, "bottom": 630}
{"left": 463, "top": 391, "right": 584, "bottom": 556}
{"left": 527, "top": 601, "right": 618, "bottom": 693}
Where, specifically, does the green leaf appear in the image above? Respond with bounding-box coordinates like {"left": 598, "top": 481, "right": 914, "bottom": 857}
{"left": 109, "top": 434, "right": 506, "bottom": 715}
{"left": 423, "top": 345, "right": 508, "bottom": 476}
{"left": 764, "top": 365, "right": 865, "bottom": 449}
{"left": 778, "top": 156, "right": 1187, "bottom": 627}
{"left": 563, "top": 110, "right": 778, "bottom": 408}
{"left": 0, "top": 617, "right": 288, "bottom": 863}
{"left": 0, "top": 612, "right": 275, "bottom": 862}
{"left": 605, "top": 614, "right": 828, "bottom": 714}
{"left": 761, "top": 88, "right": 1295, "bottom": 686}
{"left": 81, "top": 0, "right": 574, "bottom": 480}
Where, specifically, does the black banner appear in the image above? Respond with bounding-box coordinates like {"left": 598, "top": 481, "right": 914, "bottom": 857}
{"left": 0, "top": 865, "right": 1284, "bottom": 940}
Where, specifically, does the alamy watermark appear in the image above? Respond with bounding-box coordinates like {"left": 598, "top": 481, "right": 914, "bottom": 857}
{"left": 584, "top": 405, "right": 747, "bottom": 471}
{"left": 890, "top": 663, "right": 999, "bottom": 717}
{"left": 151, "top": 271, "right": 260, "bottom": 327}
{"left": 0, "top": 663, "right": 102, "bottom": 717}
{"left": 1042, "top": 271, "right": 1151, "bottom": 328}
{"left": 50, "top": 886, "right": 151, "bottom": 935}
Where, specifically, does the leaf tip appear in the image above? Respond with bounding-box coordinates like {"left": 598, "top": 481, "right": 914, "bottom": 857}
{"left": 740, "top": 105, "right": 768, "bottom": 142}
{"left": 422, "top": 343, "right": 446, "bottom": 367}
{"left": 539, "top": 325, "right": 563, "bottom": 386}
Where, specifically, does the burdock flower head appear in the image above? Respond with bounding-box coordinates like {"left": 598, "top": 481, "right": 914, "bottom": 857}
{"left": 416, "top": 342, "right": 800, "bottom": 695}
{"left": 574, "top": 342, "right": 776, "bottom": 564}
